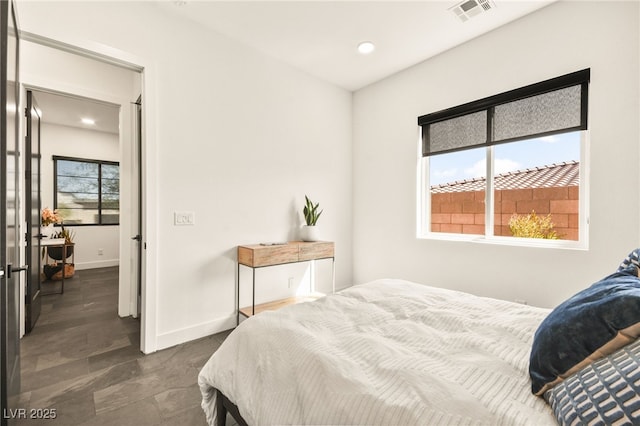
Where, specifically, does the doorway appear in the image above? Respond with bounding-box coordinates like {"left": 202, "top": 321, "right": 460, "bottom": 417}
{"left": 18, "top": 38, "right": 144, "bottom": 346}
{"left": 22, "top": 89, "right": 126, "bottom": 335}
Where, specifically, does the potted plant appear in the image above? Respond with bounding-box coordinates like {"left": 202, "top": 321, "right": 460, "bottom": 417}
{"left": 48, "top": 226, "right": 75, "bottom": 261}
{"left": 42, "top": 226, "right": 75, "bottom": 280}
{"left": 300, "top": 195, "right": 322, "bottom": 242}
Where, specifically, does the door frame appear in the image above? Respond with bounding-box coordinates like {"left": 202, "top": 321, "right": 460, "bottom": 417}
{"left": 131, "top": 95, "right": 143, "bottom": 318}
{"left": 18, "top": 31, "right": 159, "bottom": 354}
{"left": 19, "top": 84, "right": 142, "bottom": 339}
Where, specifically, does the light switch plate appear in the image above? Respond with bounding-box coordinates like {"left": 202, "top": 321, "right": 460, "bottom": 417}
{"left": 174, "top": 211, "right": 195, "bottom": 225}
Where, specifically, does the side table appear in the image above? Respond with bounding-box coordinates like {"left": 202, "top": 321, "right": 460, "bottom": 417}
{"left": 237, "top": 241, "right": 335, "bottom": 325}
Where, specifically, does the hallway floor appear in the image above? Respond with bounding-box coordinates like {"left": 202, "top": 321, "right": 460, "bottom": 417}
{"left": 16, "top": 267, "right": 231, "bottom": 425}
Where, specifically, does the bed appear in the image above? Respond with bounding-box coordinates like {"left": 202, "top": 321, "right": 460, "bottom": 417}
{"left": 198, "top": 278, "right": 555, "bottom": 425}
{"left": 199, "top": 266, "right": 640, "bottom": 425}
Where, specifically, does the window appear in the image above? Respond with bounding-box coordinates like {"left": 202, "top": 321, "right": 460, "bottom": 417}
{"left": 53, "top": 156, "right": 119, "bottom": 225}
{"left": 417, "top": 69, "right": 589, "bottom": 246}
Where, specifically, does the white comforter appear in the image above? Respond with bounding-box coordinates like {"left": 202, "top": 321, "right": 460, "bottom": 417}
{"left": 198, "top": 279, "right": 555, "bottom": 425}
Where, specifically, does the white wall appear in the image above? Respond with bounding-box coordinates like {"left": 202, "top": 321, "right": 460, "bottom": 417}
{"left": 353, "top": 1, "right": 640, "bottom": 308}
{"left": 40, "top": 122, "right": 120, "bottom": 270}
{"left": 16, "top": 2, "right": 353, "bottom": 351}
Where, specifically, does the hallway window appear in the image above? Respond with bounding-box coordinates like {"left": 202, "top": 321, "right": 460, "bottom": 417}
{"left": 53, "top": 156, "right": 119, "bottom": 225}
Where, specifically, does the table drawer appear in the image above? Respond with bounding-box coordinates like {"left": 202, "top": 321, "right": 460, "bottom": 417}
{"left": 238, "top": 244, "right": 299, "bottom": 267}
{"left": 299, "top": 242, "right": 334, "bottom": 261}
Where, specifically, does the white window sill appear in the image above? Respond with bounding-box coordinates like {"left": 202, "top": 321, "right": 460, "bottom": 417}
{"left": 418, "top": 232, "right": 588, "bottom": 250}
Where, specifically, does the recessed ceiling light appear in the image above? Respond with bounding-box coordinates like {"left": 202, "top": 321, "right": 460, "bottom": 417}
{"left": 81, "top": 118, "right": 95, "bottom": 125}
{"left": 357, "top": 41, "right": 375, "bottom": 55}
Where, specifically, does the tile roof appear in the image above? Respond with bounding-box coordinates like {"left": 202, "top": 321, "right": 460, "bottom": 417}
{"left": 431, "top": 161, "right": 579, "bottom": 193}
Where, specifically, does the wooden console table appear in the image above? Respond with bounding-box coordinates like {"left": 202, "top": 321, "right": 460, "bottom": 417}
{"left": 237, "top": 241, "right": 335, "bottom": 325}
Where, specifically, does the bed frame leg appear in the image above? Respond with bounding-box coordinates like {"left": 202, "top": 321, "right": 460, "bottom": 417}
{"left": 216, "top": 391, "right": 227, "bottom": 426}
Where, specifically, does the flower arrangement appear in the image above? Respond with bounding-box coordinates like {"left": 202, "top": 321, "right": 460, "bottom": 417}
{"left": 41, "top": 208, "right": 62, "bottom": 227}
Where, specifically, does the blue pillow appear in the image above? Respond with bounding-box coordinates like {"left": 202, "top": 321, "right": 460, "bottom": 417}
{"left": 529, "top": 265, "right": 640, "bottom": 395}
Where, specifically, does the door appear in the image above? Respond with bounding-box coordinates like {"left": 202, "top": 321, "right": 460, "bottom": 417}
{"left": 132, "top": 97, "right": 142, "bottom": 316}
{"left": 1, "top": 0, "right": 21, "bottom": 423}
{"left": 24, "top": 90, "right": 41, "bottom": 333}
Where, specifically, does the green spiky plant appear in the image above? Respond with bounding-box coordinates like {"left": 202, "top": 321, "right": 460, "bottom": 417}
{"left": 54, "top": 226, "right": 75, "bottom": 244}
{"left": 303, "top": 195, "right": 323, "bottom": 226}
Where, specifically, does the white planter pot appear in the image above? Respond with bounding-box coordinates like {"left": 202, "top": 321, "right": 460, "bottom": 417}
{"left": 41, "top": 224, "right": 54, "bottom": 238}
{"left": 300, "top": 225, "right": 320, "bottom": 242}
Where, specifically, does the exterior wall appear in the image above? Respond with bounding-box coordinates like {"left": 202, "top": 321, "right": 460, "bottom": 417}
{"left": 431, "top": 186, "right": 579, "bottom": 240}
{"left": 431, "top": 190, "right": 485, "bottom": 235}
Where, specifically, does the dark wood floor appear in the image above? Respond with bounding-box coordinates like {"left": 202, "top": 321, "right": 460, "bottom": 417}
{"left": 16, "top": 267, "right": 231, "bottom": 425}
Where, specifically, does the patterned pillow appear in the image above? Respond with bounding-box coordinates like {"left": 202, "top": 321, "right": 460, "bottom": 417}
{"left": 618, "top": 248, "right": 640, "bottom": 272}
{"left": 529, "top": 266, "right": 640, "bottom": 395}
{"left": 544, "top": 338, "right": 640, "bottom": 425}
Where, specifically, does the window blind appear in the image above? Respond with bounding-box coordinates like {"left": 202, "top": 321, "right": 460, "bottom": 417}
{"left": 418, "top": 69, "right": 590, "bottom": 157}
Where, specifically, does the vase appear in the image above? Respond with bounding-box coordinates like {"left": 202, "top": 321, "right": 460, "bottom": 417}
{"left": 41, "top": 224, "right": 54, "bottom": 238}
{"left": 300, "top": 225, "right": 320, "bottom": 242}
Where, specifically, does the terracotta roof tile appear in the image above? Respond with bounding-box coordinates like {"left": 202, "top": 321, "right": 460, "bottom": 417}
{"left": 431, "top": 161, "right": 579, "bottom": 193}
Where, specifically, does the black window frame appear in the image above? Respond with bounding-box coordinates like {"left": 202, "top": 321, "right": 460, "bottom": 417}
{"left": 53, "top": 155, "right": 120, "bottom": 226}
{"left": 417, "top": 69, "right": 590, "bottom": 245}
{"left": 418, "top": 68, "right": 590, "bottom": 157}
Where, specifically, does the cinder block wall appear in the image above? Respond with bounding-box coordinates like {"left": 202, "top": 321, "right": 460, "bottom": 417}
{"left": 431, "top": 186, "right": 579, "bottom": 240}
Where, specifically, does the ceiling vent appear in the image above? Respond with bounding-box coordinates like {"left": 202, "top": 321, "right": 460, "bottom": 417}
{"left": 450, "top": 0, "right": 496, "bottom": 22}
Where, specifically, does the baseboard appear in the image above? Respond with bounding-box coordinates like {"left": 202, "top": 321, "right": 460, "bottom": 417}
{"left": 75, "top": 259, "right": 119, "bottom": 270}
{"left": 156, "top": 315, "right": 236, "bottom": 351}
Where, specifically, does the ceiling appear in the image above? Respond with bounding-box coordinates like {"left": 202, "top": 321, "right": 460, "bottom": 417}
{"left": 31, "top": 1, "right": 554, "bottom": 130}
{"left": 31, "top": 90, "right": 120, "bottom": 134}
{"left": 157, "top": 0, "right": 555, "bottom": 92}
